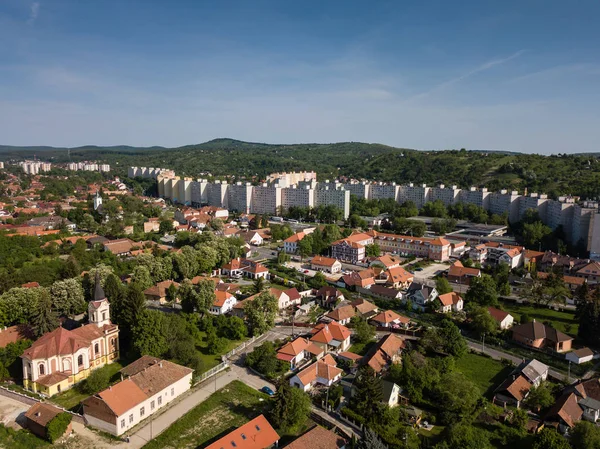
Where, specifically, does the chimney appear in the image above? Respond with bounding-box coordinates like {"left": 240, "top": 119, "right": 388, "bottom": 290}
{"left": 159, "top": 362, "right": 163, "bottom": 368}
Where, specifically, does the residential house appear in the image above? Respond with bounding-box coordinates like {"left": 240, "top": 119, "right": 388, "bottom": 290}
{"left": 367, "top": 285, "right": 403, "bottom": 301}
{"left": 488, "top": 307, "right": 515, "bottom": 330}
{"left": 438, "top": 292, "right": 464, "bottom": 313}
{"left": 21, "top": 283, "right": 119, "bottom": 397}
{"left": 326, "top": 305, "right": 356, "bottom": 325}
{"left": 283, "top": 425, "right": 346, "bottom": 449}
{"left": 24, "top": 402, "right": 72, "bottom": 441}
{"left": 342, "top": 269, "right": 375, "bottom": 290}
{"left": 511, "top": 321, "right": 573, "bottom": 353}
{"left": 537, "top": 271, "right": 585, "bottom": 293}
{"left": 351, "top": 298, "right": 379, "bottom": 320}
{"left": 27, "top": 216, "right": 76, "bottom": 231}
{"left": 382, "top": 381, "right": 403, "bottom": 408}
{"left": 209, "top": 291, "right": 237, "bottom": 315}
{"left": 222, "top": 258, "right": 244, "bottom": 278}
{"left": 380, "top": 266, "right": 413, "bottom": 289}
{"left": 362, "top": 334, "right": 406, "bottom": 374}
{"left": 205, "top": 415, "right": 280, "bottom": 449}
{"left": 0, "top": 324, "right": 33, "bottom": 349}
{"left": 143, "top": 280, "right": 180, "bottom": 304}
{"left": 310, "top": 322, "right": 351, "bottom": 353}
{"left": 370, "top": 310, "right": 410, "bottom": 328}
{"left": 406, "top": 282, "right": 438, "bottom": 311}
{"left": 523, "top": 250, "right": 545, "bottom": 272}
{"left": 370, "top": 255, "right": 402, "bottom": 270}
{"left": 566, "top": 348, "right": 595, "bottom": 365}
{"left": 447, "top": 260, "right": 481, "bottom": 285}
{"left": 576, "top": 262, "right": 600, "bottom": 284}
{"left": 519, "top": 359, "right": 550, "bottom": 386}
{"left": 310, "top": 256, "right": 342, "bottom": 274}
{"left": 240, "top": 230, "right": 264, "bottom": 246}
{"left": 222, "top": 258, "right": 269, "bottom": 280}
{"left": 277, "top": 338, "right": 324, "bottom": 370}
{"left": 314, "top": 287, "right": 345, "bottom": 309}
{"left": 469, "top": 242, "right": 524, "bottom": 268}
{"left": 284, "top": 288, "right": 302, "bottom": 307}
{"left": 143, "top": 218, "right": 161, "bottom": 233}
{"left": 103, "top": 238, "right": 135, "bottom": 257}
{"left": 289, "top": 354, "right": 343, "bottom": 392}
{"left": 331, "top": 233, "right": 373, "bottom": 264}
{"left": 493, "top": 359, "right": 549, "bottom": 408}
{"left": 284, "top": 232, "right": 306, "bottom": 254}
{"left": 83, "top": 357, "right": 194, "bottom": 436}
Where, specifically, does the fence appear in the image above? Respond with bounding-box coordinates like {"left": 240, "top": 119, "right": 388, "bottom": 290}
{"left": 194, "top": 362, "right": 229, "bottom": 385}
{"left": 223, "top": 333, "right": 269, "bottom": 360}
{"left": 0, "top": 386, "right": 86, "bottom": 424}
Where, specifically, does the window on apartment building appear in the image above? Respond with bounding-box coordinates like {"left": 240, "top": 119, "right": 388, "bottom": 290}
{"left": 129, "top": 414, "right": 133, "bottom": 423}
{"left": 151, "top": 400, "right": 155, "bottom": 410}
{"left": 140, "top": 406, "right": 145, "bottom": 417}
{"left": 121, "top": 419, "right": 125, "bottom": 428}
{"left": 158, "top": 396, "right": 162, "bottom": 405}
{"left": 171, "top": 387, "right": 175, "bottom": 396}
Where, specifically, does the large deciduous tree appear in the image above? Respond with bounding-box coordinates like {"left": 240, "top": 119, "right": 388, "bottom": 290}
{"left": 465, "top": 274, "right": 499, "bottom": 307}
{"left": 244, "top": 291, "right": 278, "bottom": 336}
{"left": 49, "top": 278, "right": 86, "bottom": 316}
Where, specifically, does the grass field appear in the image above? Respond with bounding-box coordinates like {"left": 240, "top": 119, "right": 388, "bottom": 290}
{"left": 500, "top": 301, "right": 578, "bottom": 336}
{"left": 349, "top": 340, "right": 376, "bottom": 356}
{"left": 49, "top": 362, "right": 123, "bottom": 411}
{"left": 196, "top": 331, "right": 246, "bottom": 372}
{"left": 142, "top": 380, "right": 269, "bottom": 449}
{"left": 455, "top": 352, "right": 512, "bottom": 397}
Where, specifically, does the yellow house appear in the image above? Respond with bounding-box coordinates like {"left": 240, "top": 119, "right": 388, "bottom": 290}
{"left": 21, "top": 282, "right": 119, "bottom": 397}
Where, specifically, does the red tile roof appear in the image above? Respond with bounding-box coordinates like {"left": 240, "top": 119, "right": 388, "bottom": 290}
{"left": 372, "top": 310, "right": 409, "bottom": 325}
{"left": 205, "top": 415, "right": 280, "bottom": 449}
{"left": 283, "top": 425, "right": 346, "bottom": 449}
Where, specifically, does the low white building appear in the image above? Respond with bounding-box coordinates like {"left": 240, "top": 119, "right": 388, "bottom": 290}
{"left": 83, "top": 357, "right": 193, "bottom": 436}
{"left": 209, "top": 291, "right": 237, "bottom": 315}
{"left": 566, "top": 348, "right": 595, "bottom": 365}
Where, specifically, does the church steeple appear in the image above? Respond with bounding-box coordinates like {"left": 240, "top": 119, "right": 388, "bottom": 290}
{"left": 89, "top": 273, "right": 111, "bottom": 327}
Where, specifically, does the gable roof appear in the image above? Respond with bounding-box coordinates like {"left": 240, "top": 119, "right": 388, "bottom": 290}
{"left": 438, "top": 292, "right": 463, "bottom": 307}
{"left": 372, "top": 310, "right": 409, "bottom": 325}
{"left": 546, "top": 392, "right": 583, "bottom": 428}
{"left": 214, "top": 290, "right": 235, "bottom": 307}
{"left": 326, "top": 305, "right": 356, "bottom": 322}
{"left": 351, "top": 298, "right": 378, "bottom": 315}
{"left": 496, "top": 374, "right": 532, "bottom": 402}
{"left": 278, "top": 338, "right": 311, "bottom": 358}
{"left": 97, "top": 378, "right": 148, "bottom": 416}
{"left": 22, "top": 327, "right": 90, "bottom": 360}
{"left": 205, "top": 415, "right": 280, "bottom": 449}
{"left": 284, "top": 232, "right": 306, "bottom": 243}
{"left": 487, "top": 307, "right": 512, "bottom": 323}
{"left": 283, "top": 425, "right": 346, "bottom": 449}
{"left": 311, "top": 256, "right": 339, "bottom": 267}
{"left": 362, "top": 333, "right": 406, "bottom": 373}
{"left": 385, "top": 266, "right": 413, "bottom": 284}
{"left": 24, "top": 402, "right": 63, "bottom": 428}
{"left": 448, "top": 260, "right": 481, "bottom": 278}
{"left": 512, "top": 321, "right": 573, "bottom": 344}
{"left": 295, "top": 357, "right": 342, "bottom": 386}
{"left": 284, "top": 288, "right": 301, "bottom": 302}
{"left": 143, "top": 280, "right": 180, "bottom": 298}
{"left": 310, "top": 322, "right": 351, "bottom": 345}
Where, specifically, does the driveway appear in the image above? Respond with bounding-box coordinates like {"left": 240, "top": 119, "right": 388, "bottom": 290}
{"left": 0, "top": 393, "right": 27, "bottom": 430}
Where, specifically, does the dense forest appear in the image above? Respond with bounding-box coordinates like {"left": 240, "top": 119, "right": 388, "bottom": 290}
{"left": 2, "top": 138, "right": 600, "bottom": 199}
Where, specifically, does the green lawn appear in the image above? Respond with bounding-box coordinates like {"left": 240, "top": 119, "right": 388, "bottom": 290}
{"left": 196, "top": 332, "right": 247, "bottom": 372}
{"left": 349, "top": 340, "right": 376, "bottom": 356}
{"left": 455, "top": 353, "right": 512, "bottom": 397}
{"left": 49, "top": 362, "right": 123, "bottom": 411}
{"left": 142, "top": 380, "right": 269, "bottom": 449}
{"left": 500, "top": 301, "right": 578, "bottom": 336}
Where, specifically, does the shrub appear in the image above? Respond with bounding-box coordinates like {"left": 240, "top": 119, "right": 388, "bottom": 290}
{"left": 46, "top": 412, "right": 72, "bottom": 443}
{"left": 81, "top": 367, "right": 110, "bottom": 394}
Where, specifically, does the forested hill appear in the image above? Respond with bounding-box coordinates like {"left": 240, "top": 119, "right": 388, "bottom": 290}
{"left": 2, "top": 138, "right": 600, "bottom": 199}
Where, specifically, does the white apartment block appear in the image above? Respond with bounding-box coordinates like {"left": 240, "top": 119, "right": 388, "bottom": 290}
{"left": 370, "top": 183, "right": 400, "bottom": 201}
{"left": 343, "top": 181, "right": 370, "bottom": 199}
{"left": 251, "top": 184, "right": 282, "bottom": 214}
{"left": 281, "top": 185, "right": 315, "bottom": 211}
{"left": 19, "top": 161, "right": 52, "bottom": 174}
{"left": 207, "top": 181, "right": 230, "bottom": 209}
{"left": 228, "top": 182, "right": 253, "bottom": 214}
{"left": 84, "top": 163, "right": 99, "bottom": 171}
{"left": 191, "top": 179, "right": 209, "bottom": 206}
{"left": 99, "top": 164, "right": 111, "bottom": 172}
{"left": 177, "top": 178, "right": 193, "bottom": 205}
{"left": 462, "top": 187, "right": 490, "bottom": 209}
{"left": 489, "top": 190, "right": 521, "bottom": 223}
{"left": 573, "top": 202, "right": 598, "bottom": 247}
{"left": 400, "top": 183, "right": 431, "bottom": 209}
{"left": 519, "top": 193, "right": 549, "bottom": 222}
{"left": 431, "top": 184, "right": 462, "bottom": 206}
{"left": 67, "top": 162, "right": 78, "bottom": 171}
{"left": 315, "top": 187, "right": 350, "bottom": 219}
{"left": 267, "top": 171, "right": 317, "bottom": 186}
{"left": 546, "top": 196, "right": 576, "bottom": 231}
{"left": 589, "top": 213, "right": 600, "bottom": 261}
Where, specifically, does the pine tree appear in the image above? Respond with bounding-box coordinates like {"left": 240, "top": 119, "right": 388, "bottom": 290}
{"left": 356, "top": 428, "right": 387, "bottom": 449}
{"left": 32, "top": 290, "right": 59, "bottom": 337}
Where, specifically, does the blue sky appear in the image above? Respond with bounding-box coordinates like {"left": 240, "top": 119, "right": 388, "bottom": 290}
{"left": 1, "top": 0, "right": 599, "bottom": 153}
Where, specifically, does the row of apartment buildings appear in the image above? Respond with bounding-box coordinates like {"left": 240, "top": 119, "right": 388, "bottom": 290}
{"left": 129, "top": 167, "right": 351, "bottom": 218}
{"left": 18, "top": 161, "right": 52, "bottom": 174}
{"left": 66, "top": 161, "right": 111, "bottom": 172}
{"left": 128, "top": 167, "right": 600, "bottom": 254}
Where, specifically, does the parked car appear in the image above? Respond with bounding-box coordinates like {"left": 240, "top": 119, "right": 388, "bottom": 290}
{"left": 415, "top": 267, "right": 423, "bottom": 272}
{"left": 261, "top": 386, "right": 275, "bottom": 396}
{"left": 304, "top": 270, "right": 309, "bottom": 273}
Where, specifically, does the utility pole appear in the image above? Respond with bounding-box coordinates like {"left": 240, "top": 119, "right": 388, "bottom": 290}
{"left": 482, "top": 332, "right": 486, "bottom": 354}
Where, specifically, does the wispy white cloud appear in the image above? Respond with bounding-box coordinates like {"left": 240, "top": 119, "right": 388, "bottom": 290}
{"left": 406, "top": 49, "right": 527, "bottom": 102}
{"left": 27, "top": 2, "right": 40, "bottom": 25}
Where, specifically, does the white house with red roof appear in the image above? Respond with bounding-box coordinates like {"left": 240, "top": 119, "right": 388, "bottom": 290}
{"left": 310, "top": 322, "right": 351, "bottom": 352}
{"left": 276, "top": 337, "right": 324, "bottom": 370}
{"left": 284, "top": 232, "right": 306, "bottom": 254}
{"left": 289, "top": 354, "right": 343, "bottom": 392}
{"left": 310, "top": 256, "right": 342, "bottom": 274}
{"left": 488, "top": 307, "right": 515, "bottom": 330}
{"left": 21, "top": 281, "right": 119, "bottom": 397}
{"left": 370, "top": 310, "right": 411, "bottom": 329}
{"left": 209, "top": 290, "right": 238, "bottom": 315}
{"left": 438, "top": 292, "right": 464, "bottom": 313}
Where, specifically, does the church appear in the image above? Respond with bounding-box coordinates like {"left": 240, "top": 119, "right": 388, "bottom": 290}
{"left": 21, "top": 280, "right": 120, "bottom": 397}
